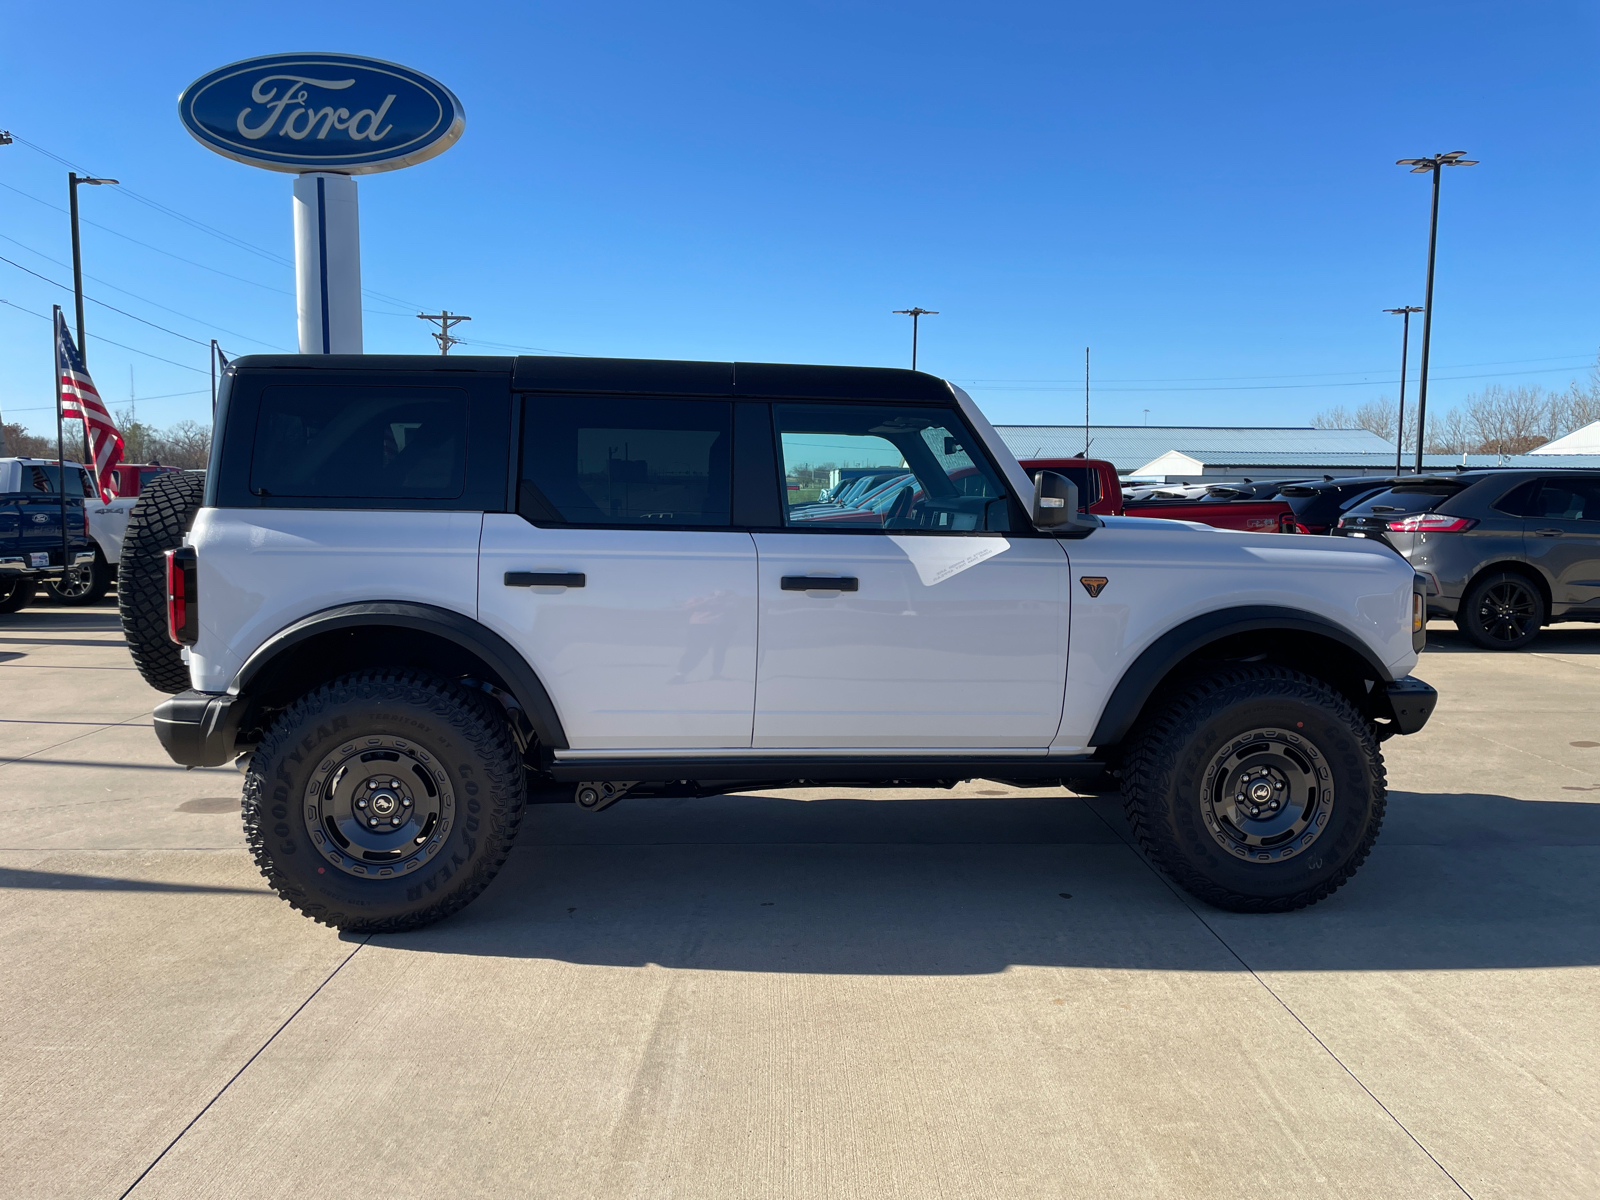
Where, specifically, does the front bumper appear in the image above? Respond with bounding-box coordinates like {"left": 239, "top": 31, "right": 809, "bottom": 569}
{"left": 1371, "top": 676, "right": 1437, "bottom": 737}
{"left": 153, "top": 690, "right": 242, "bottom": 768}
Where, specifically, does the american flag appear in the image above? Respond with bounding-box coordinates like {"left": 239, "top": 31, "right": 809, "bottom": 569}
{"left": 56, "top": 312, "right": 123, "bottom": 502}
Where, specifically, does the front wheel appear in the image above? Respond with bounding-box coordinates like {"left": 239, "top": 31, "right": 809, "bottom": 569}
{"left": 1457, "top": 571, "right": 1544, "bottom": 650}
{"left": 1121, "top": 666, "right": 1386, "bottom": 912}
{"left": 244, "top": 670, "right": 526, "bottom": 932}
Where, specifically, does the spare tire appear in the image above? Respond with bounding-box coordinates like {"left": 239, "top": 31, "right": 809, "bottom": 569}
{"left": 118, "top": 471, "right": 205, "bottom": 693}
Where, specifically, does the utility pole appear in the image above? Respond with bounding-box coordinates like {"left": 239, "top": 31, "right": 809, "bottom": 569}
{"left": 1395, "top": 151, "right": 1477, "bottom": 473}
{"left": 1083, "top": 346, "right": 1090, "bottom": 457}
{"left": 1383, "top": 306, "right": 1424, "bottom": 474}
{"left": 892, "top": 308, "right": 938, "bottom": 371}
{"left": 418, "top": 310, "right": 472, "bottom": 355}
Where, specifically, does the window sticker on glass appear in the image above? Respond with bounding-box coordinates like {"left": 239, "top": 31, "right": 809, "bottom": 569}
{"left": 775, "top": 404, "right": 1010, "bottom": 533}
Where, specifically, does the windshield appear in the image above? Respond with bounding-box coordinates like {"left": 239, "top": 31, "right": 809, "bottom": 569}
{"left": 1343, "top": 485, "right": 1455, "bottom": 517}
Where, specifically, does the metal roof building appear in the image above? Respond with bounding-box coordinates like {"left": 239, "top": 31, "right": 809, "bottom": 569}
{"left": 993, "top": 425, "right": 1600, "bottom": 481}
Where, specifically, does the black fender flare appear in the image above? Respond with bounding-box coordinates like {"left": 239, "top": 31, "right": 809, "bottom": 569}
{"left": 1088, "top": 605, "right": 1394, "bottom": 748}
{"left": 231, "top": 600, "right": 569, "bottom": 749}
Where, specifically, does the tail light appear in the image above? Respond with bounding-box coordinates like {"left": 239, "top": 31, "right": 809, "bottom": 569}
{"left": 1385, "top": 513, "right": 1477, "bottom": 533}
{"left": 165, "top": 546, "right": 198, "bottom": 646}
{"left": 1278, "top": 512, "right": 1303, "bottom": 534}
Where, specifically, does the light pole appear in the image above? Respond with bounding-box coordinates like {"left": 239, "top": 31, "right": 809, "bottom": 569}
{"left": 1383, "top": 305, "right": 1424, "bottom": 475}
{"left": 892, "top": 307, "right": 938, "bottom": 370}
{"left": 68, "top": 172, "right": 119, "bottom": 365}
{"left": 1395, "top": 151, "right": 1477, "bottom": 474}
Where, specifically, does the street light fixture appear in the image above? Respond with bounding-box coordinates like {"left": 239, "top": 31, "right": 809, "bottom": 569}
{"left": 1383, "top": 305, "right": 1424, "bottom": 474}
{"left": 1394, "top": 150, "right": 1477, "bottom": 473}
{"left": 67, "top": 172, "right": 119, "bottom": 365}
{"left": 892, "top": 307, "right": 938, "bottom": 371}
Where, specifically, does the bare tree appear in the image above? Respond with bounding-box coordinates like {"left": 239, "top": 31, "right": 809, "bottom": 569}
{"left": 1466, "top": 385, "right": 1548, "bottom": 456}
{"left": 1425, "top": 407, "right": 1474, "bottom": 455}
{"left": 148, "top": 420, "right": 212, "bottom": 469}
{"left": 1311, "top": 397, "right": 1416, "bottom": 452}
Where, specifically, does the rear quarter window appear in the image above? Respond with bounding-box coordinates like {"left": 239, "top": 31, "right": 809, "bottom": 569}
{"left": 249, "top": 385, "right": 468, "bottom": 500}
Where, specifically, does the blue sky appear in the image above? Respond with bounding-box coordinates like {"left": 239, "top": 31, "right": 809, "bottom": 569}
{"left": 1, "top": 2, "right": 1597, "bottom": 439}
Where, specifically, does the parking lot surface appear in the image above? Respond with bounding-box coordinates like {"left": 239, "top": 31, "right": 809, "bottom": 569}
{"left": 2, "top": 600, "right": 1597, "bottom": 1199}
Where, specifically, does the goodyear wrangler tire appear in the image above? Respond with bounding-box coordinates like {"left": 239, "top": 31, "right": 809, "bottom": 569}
{"left": 243, "top": 670, "right": 525, "bottom": 932}
{"left": 1121, "top": 666, "right": 1386, "bottom": 913}
{"left": 117, "top": 471, "right": 205, "bottom": 693}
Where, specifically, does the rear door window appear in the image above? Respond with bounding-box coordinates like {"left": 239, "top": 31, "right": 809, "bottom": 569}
{"left": 518, "top": 396, "right": 732, "bottom": 527}
{"left": 249, "top": 385, "right": 467, "bottom": 499}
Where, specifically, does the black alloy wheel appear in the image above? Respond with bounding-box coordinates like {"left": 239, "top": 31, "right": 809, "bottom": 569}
{"left": 1458, "top": 571, "right": 1544, "bottom": 651}
{"left": 1121, "top": 665, "right": 1386, "bottom": 912}
{"left": 244, "top": 670, "right": 526, "bottom": 932}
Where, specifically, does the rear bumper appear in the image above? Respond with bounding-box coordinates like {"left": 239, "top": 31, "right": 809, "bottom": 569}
{"left": 153, "top": 690, "right": 242, "bottom": 768}
{"left": 0, "top": 550, "right": 93, "bottom": 579}
{"left": 1371, "top": 676, "right": 1437, "bottom": 736}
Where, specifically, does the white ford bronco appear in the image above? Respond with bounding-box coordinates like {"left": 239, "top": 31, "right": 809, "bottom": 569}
{"left": 130, "top": 355, "right": 1436, "bottom": 931}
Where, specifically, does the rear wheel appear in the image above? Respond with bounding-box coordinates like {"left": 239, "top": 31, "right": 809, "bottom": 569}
{"left": 47, "top": 550, "right": 111, "bottom": 604}
{"left": 0, "top": 579, "right": 37, "bottom": 614}
{"left": 243, "top": 670, "right": 526, "bottom": 932}
{"left": 117, "top": 471, "right": 205, "bottom": 692}
{"left": 1121, "top": 666, "right": 1386, "bottom": 912}
{"left": 1457, "top": 571, "right": 1543, "bottom": 650}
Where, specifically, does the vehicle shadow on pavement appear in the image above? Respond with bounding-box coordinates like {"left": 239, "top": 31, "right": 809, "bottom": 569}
{"left": 365, "top": 789, "right": 1600, "bottom": 975}
{"left": 0, "top": 607, "right": 122, "bottom": 634}
{"left": 1424, "top": 623, "right": 1600, "bottom": 654}
{"left": 0, "top": 866, "right": 267, "bottom": 895}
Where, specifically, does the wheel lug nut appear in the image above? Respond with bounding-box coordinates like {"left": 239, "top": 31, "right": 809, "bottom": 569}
{"left": 389, "top": 779, "right": 401, "bottom": 788}
{"left": 402, "top": 797, "right": 411, "bottom": 807}
{"left": 356, "top": 798, "right": 367, "bottom": 809}
{"left": 390, "top": 817, "right": 401, "bottom": 826}
{"left": 369, "top": 818, "right": 379, "bottom": 827}
{"left": 368, "top": 780, "right": 378, "bottom": 789}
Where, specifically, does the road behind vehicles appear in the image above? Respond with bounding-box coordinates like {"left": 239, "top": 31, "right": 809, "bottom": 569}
{"left": 1335, "top": 468, "right": 1600, "bottom": 650}
{"left": 1019, "top": 457, "right": 1301, "bottom": 532}
{"left": 0, "top": 459, "right": 96, "bottom": 612}
{"left": 129, "top": 355, "right": 1433, "bottom": 931}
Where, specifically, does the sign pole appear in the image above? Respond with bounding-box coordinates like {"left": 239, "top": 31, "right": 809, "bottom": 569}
{"left": 293, "top": 173, "right": 364, "bottom": 354}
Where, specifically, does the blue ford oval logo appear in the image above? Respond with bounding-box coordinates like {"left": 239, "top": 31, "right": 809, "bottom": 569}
{"left": 179, "top": 53, "right": 464, "bottom": 174}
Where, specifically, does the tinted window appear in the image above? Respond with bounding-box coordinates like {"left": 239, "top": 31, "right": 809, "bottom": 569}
{"left": 1345, "top": 485, "right": 1456, "bottom": 516}
{"left": 1493, "top": 481, "right": 1541, "bottom": 517}
{"left": 776, "top": 404, "right": 1010, "bottom": 532}
{"left": 1521, "top": 478, "right": 1600, "bottom": 521}
{"left": 27, "top": 465, "right": 95, "bottom": 497}
{"left": 249, "top": 385, "right": 467, "bottom": 499}
{"left": 519, "top": 397, "right": 731, "bottom": 526}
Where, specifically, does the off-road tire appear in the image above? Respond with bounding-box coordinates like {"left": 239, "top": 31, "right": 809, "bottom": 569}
{"left": 47, "top": 549, "right": 111, "bottom": 605}
{"left": 1457, "top": 570, "right": 1544, "bottom": 651}
{"left": 117, "top": 471, "right": 204, "bottom": 692}
{"left": 1121, "top": 666, "right": 1386, "bottom": 913}
{"left": 0, "top": 578, "right": 36, "bottom": 614}
{"left": 243, "top": 670, "right": 525, "bottom": 932}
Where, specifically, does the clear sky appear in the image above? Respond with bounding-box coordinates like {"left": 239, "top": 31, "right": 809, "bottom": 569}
{"left": 1, "top": 1, "right": 1596, "bottom": 440}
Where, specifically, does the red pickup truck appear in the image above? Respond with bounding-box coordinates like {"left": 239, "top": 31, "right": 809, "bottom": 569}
{"left": 1018, "top": 457, "right": 1300, "bottom": 534}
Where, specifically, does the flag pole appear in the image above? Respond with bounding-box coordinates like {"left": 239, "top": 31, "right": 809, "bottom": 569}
{"left": 53, "top": 306, "right": 68, "bottom": 585}
{"left": 210, "top": 339, "right": 218, "bottom": 416}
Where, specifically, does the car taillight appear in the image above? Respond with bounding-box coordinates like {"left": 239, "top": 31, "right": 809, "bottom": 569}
{"left": 1384, "top": 514, "right": 1477, "bottom": 533}
{"left": 165, "top": 546, "right": 198, "bottom": 646}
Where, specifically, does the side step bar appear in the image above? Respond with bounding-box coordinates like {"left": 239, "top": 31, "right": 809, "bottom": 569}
{"left": 546, "top": 754, "right": 1106, "bottom": 786}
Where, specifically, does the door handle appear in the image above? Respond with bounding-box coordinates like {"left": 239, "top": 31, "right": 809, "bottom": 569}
{"left": 505, "top": 571, "right": 586, "bottom": 588}
{"left": 781, "top": 575, "right": 858, "bottom": 592}
{"left": 1533, "top": 528, "right": 1564, "bottom": 538}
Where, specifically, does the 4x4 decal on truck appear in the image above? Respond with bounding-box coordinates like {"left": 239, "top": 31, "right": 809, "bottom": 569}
{"left": 1080, "top": 576, "right": 1109, "bottom": 597}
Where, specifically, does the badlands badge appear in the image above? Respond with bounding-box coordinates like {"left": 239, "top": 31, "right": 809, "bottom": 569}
{"left": 1079, "top": 576, "right": 1109, "bottom": 598}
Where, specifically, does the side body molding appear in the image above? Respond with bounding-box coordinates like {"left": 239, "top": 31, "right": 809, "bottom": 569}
{"left": 232, "top": 600, "right": 570, "bottom": 750}
{"left": 1088, "top": 605, "right": 1395, "bottom": 749}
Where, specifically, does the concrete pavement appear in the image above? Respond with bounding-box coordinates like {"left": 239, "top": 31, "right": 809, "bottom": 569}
{"left": 1, "top": 601, "right": 1596, "bottom": 1198}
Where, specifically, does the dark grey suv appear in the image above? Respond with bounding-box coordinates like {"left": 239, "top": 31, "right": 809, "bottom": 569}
{"left": 1335, "top": 469, "right": 1600, "bottom": 650}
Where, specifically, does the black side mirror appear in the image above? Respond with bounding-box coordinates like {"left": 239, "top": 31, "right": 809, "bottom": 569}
{"left": 1031, "top": 471, "right": 1101, "bottom": 535}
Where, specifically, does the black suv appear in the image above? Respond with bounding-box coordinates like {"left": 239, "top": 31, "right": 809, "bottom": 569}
{"left": 1335, "top": 469, "right": 1600, "bottom": 649}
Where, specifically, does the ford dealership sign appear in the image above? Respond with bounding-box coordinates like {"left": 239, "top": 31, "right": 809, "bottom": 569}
{"left": 179, "top": 53, "right": 464, "bottom": 174}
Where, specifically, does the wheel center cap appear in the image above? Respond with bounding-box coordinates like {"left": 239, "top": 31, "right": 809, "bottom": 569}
{"left": 1249, "top": 781, "right": 1274, "bottom": 804}
{"left": 370, "top": 791, "right": 399, "bottom": 816}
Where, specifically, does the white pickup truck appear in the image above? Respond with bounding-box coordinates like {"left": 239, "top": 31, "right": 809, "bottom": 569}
{"left": 123, "top": 354, "right": 1435, "bottom": 933}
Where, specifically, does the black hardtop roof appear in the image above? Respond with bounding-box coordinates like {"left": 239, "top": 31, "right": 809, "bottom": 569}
{"left": 226, "top": 354, "right": 958, "bottom": 402}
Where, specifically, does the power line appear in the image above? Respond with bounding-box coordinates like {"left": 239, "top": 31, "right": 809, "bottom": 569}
{"left": 956, "top": 352, "right": 1597, "bottom": 386}
{"left": 963, "top": 362, "right": 1596, "bottom": 394}
{"left": 0, "top": 253, "right": 213, "bottom": 347}
{"left": 0, "top": 232, "right": 286, "bottom": 350}
{"left": 0, "top": 298, "right": 208, "bottom": 374}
